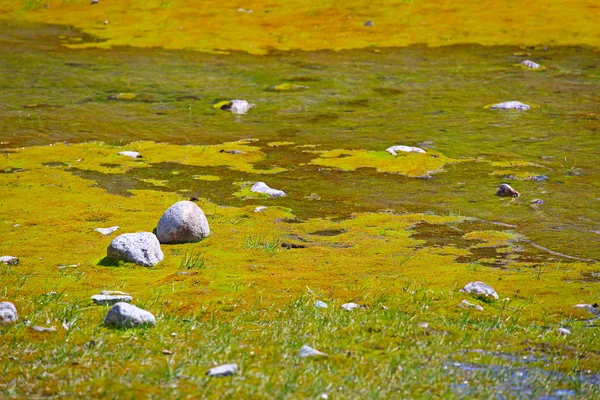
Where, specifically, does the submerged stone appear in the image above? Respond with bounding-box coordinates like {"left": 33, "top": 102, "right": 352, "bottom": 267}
{"left": 386, "top": 145, "right": 426, "bottom": 155}
{"left": 107, "top": 232, "right": 164, "bottom": 267}
{"left": 206, "top": 363, "right": 238, "bottom": 377}
{"left": 489, "top": 101, "right": 531, "bottom": 110}
{"left": 299, "top": 345, "right": 327, "bottom": 358}
{"left": 104, "top": 302, "right": 156, "bottom": 328}
{"left": 94, "top": 226, "right": 119, "bottom": 236}
{"left": 496, "top": 183, "right": 520, "bottom": 197}
{"left": 251, "top": 182, "right": 286, "bottom": 198}
{"left": 0, "top": 256, "right": 19, "bottom": 265}
{"left": 460, "top": 282, "right": 499, "bottom": 300}
{"left": 0, "top": 302, "right": 18, "bottom": 325}
{"left": 156, "top": 201, "right": 210, "bottom": 244}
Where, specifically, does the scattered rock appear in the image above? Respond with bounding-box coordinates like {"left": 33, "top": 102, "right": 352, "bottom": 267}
{"left": 489, "top": 101, "right": 531, "bottom": 110}
{"left": 92, "top": 291, "right": 133, "bottom": 305}
{"left": 459, "top": 299, "right": 484, "bottom": 311}
{"left": 214, "top": 99, "right": 255, "bottom": 114}
{"left": 162, "top": 349, "right": 173, "bottom": 355}
{"left": 251, "top": 182, "right": 286, "bottom": 198}
{"left": 530, "top": 199, "right": 544, "bottom": 205}
{"left": 341, "top": 302, "right": 360, "bottom": 311}
{"left": 254, "top": 206, "right": 268, "bottom": 212}
{"left": 0, "top": 256, "right": 19, "bottom": 265}
{"left": 460, "top": 281, "right": 499, "bottom": 300}
{"left": 220, "top": 149, "right": 243, "bottom": 154}
{"left": 521, "top": 60, "right": 541, "bottom": 69}
{"left": 305, "top": 193, "right": 321, "bottom": 201}
{"left": 31, "top": 325, "right": 56, "bottom": 332}
{"left": 104, "top": 302, "right": 156, "bottom": 328}
{"left": 573, "top": 303, "right": 600, "bottom": 319}
{"left": 418, "top": 322, "right": 429, "bottom": 329}
{"left": 0, "top": 302, "right": 18, "bottom": 325}
{"left": 94, "top": 226, "right": 119, "bottom": 236}
{"left": 557, "top": 328, "right": 571, "bottom": 336}
{"left": 206, "top": 364, "right": 238, "bottom": 377}
{"left": 364, "top": 20, "right": 374, "bottom": 27}
{"left": 156, "top": 201, "right": 210, "bottom": 244}
{"left": 107, "top": 232, "right": 164, "bottom": 267}
{"left": 118, "top": 151, "right": 141, "bottom": 159}
{"left": 299, "top": 345, "right": 327, "bottom": 358}
{"left": 386, "top": 145, "right": 426, "bottom": 155}
{"left": 496, "top": 183, "right": 520, "bottom": 197}
{"left": 530, "top": 175, "right": 549, "bottom": 182}
{"left": 314, "top": 300, "right": 328, "bottom": 309}
{"left": 281, "top": 242, "right": 306, "bottom": 249}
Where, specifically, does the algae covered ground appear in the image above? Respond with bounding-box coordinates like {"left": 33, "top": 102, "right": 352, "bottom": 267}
{"left": 1, "top": 4, "right": 600, "bottom": 399}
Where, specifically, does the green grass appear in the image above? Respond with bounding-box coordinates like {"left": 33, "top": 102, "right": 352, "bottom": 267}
{"left": 179, "top": 252, "right": 208, "bottom": 270}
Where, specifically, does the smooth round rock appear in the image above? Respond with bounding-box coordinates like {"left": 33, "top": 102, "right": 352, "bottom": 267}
{"left": 107, "top": 232, "right": 164, "bottom": 267}
{"left": 156, "top": 201, "right": 210, "bottom": 244}
{"left": 104, "top": 302, "right": 156, "bottom": 328}
{"left": 0, "top": 301, "right": 18, "bottom": 325}
{"left": 460, "top": 281, "right": 499, "bottom": 300}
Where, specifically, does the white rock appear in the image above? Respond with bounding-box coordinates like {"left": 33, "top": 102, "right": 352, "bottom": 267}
{"left": 557, "top": 328, "right": 571, "bottom": 336}
{"left": 521, "top": 60, "right": 541, "bottom": 69}
{"left": 118, "top": 151, "right": 141, "bottom": 159}
{"left": 0, "top": 302, "right": 18, "bottom": 325}
{"left": 104, "top": 302, "right": 156, "bottom": 328}
{"left": 460, "top": 281, "right": 499, "bottom": 300}
{"left": 156, "top": 201, "right": 210, "bottom": 244}
{"left": 459, "top": 299, "right": 484, "bottom": 311}
{"left": 341, "top": 302, "right": 360, "bottom": 311}
{"left": 496, "top": 183, "right": 520, "bottom": 197}
{"left": 230, "top": 99, "right": 255, "bottom": 114}
{"left": 314, "top": 300, "right": 328, "bottom": 309}
{"left": 574, "top": 303, "right": 600, "bottom": 319}
{"left": 95, "top": 226, "right": 119, "bottom": 236}
{"left": 319, "top": 394, "right": 329, "bottom": 400}
{"left": 418, "top": 322, "right": 429, "bottom": 329}
{"left": 299, "top": 345, "right": 327, "bottom": 358}
{"left": 92, "top": 291, "right": 133, "bottom": 305}
{"left": 254, "top": 206, "right": 268, "bottom": 213}
{"left": 251, "top": 182, "right": 286, "bottom": 198}
{"left": 386, "top": 145, "right": 426, "bottom": 155}
{"left": 0, "top": 256, "right": 19, "bottom": 265}
{"left": 31, "top": 325, "right": 56, "bottom": 332}
{"left": 489, "top": 101, "right": 531, "bottom": 110}
{"left": 206, "top": 363, "right": 238, "bottom": 377}
{"left": 107, "top": 232, "right": 164, "bottom": 267}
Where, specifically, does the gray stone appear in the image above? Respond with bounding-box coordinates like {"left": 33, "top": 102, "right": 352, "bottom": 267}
{"left": 299, "top": 345, "right": 327, "bottom": 358}
{"left": 341, "top": 302, "right": 360, "bottom": 311}
{"left": 95, "top": 226, "right": 119, "bottom": 236}
{"left": 0, "top": 302, "right": 18, "bottom": 325}
{"left": 497, "top": 183, "right": 520, "bottom": 197}
{"left": 364, "top": 20, "right": 374, "bottom": 27}
{"left": 206, "top": 363, "right": 238, "bottom": 377}
{"left": 460, "top": 282, "right": 499, "bottom": 300}
{"left": 156, "top": 201, "right": 210, "bottom": 244}
{"left": 118, "top": 151, "right": 141, "bottom": 159}
{"left": 521, "top": 60, "right": 541, "bottom": 69}
{"left": 251, "top": 182, "right": 286, "bottom": 198}
{"left": 104, "top": 302, "right": 156, "bottom": 328}
{"left": 314, "top": 300, "right": 328, "bottom": 309}
{"left": 459, "top": 299, "right": 484, "bottom": 311}
{"left": 92, "top": 291, "right": 133, "bottom": 305}
{"left": 107, "top": 232, "right": 164, "bottom": 267}
{"left": 490, "top": 101, "right": 531, "bottom": 110}
{"left": 386, "top": 145, "right": 426, "bottom": 155}
{"left": 0, "top": 256, "right": 19, "bottom": 265}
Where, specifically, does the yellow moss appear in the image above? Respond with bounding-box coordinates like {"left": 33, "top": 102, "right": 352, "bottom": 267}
{"left": 1, "top": 0, "right": 597, "bottom": 54}
{"left": 213, "top": 100, "right": 231, "bottom": 110}
{"left": 463, "top": 230, "right": 524, "bottom": 248}
{"left": 193, "top": 175, "right": 221, "bottom": 181}
{"left": 267, "top": 83, "right": 309, "bottom": 92}
{"left": 267, "top": 142, "right": 295, "bottom": 147}
{"left": 115, "top": 92, "right": 137, "bottom": 100}
{"left": 491, "top": 161, "right": 544, "bottom": 168}
{"left": 309, "top": 148, "right": 466, "bottom": 177}
{"left": 137, "top": 178, "right": 168, "bottom": 187}
{"left": 490, "top": 170, "right": 543, "bottom": 180}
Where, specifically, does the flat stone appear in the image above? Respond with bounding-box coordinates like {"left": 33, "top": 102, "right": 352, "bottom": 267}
{"left": 521, "top": 60, "right": 541, "bottom": 69}
{"left": 95, "top": 226, "right": 119, "bottom": 236}
{"left": 206, "top": 363, "right": 239, "bottom": 377}
{"left": 156, "top": 201, "right": 210, "bottom": 244}
{"left": 107, "top": 232, "right": 164, "bottom": 267}
{"left": 314, "top": 300, "right": 328, "bottom": 309}
{"left": 104, "top": 302, "right": 156, "bottom": 328}
{"left": 496, "top": 183, "right": 520, "bottom": 197}
{"left": 0, "top": 256, "right": 19, "bottom": 265}
{"left": 459, "top": 299, "right": 484, "bottom": 311}
{"left": 386, "top": 145, "right": 426, "bottom": 155}
{"left": 490, "top": 101, "right": 531, "bottom": 110}
{"left": 341, "top": 302, "right": 360, "bottom": 311}
{"left": 251, "top": 182, "right": 286, "bottom": 198}
{"left": 118, "top": 151, "right": 141, "bottom": 159}
{"left": 460, "top": 281, "right": 499, "bottom": 300}
{"left": 0, "top": 302, "right": 18, "bottom": 325}
{"left": 92, "top": 291, "right": 133, "bottom": 305}
{"left": 31, "top": 325, "right": 56, "bottom": 332}
{"left": 299, "top": 345, "right": 327, "bottom": 358}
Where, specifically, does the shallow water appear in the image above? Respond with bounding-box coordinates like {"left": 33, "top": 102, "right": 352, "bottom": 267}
{"left": 1, "top": 21, "right": 599, "bottom": 261}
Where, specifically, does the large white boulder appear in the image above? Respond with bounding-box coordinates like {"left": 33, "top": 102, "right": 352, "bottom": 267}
{"left": 0, "top": 302, "right": 18, "bottom": 325}
{"left": 107, "top": 232, "right": 164, "bottom": 267}
{"left": 104, "top": 302, "right": 156, "bottom": 328}
{"left": 251, "top": 182, "right": 286, "bottom": 198}
{"left": 156, "top": 201, "right": 210, "bottom": 244}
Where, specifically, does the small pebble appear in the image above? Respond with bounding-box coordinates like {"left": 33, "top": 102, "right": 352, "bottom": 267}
{"left": 418, "top": 322, "right": 429, "bottom": 329}
{"left": 341, "top": 302, "right": 360, "bottom": 311}
{"left": 459, "top": 299, "right": 484, "bottom": 311}
{"left": 31, "top": 325, "right": 56, "bottom": 332}
{"left": 314, "top": 300, "right": 328, "bottom": 309}
{"left": 364, "top": 20, "right": 374, "bottom": 27}
{"left": 254, "top": 206, "right": 268, "bottom": 212}
{"left": 94, "top": 226, "right": 119, "bottom": 236}
{"left": 299, "top": 345, "right": 327, "bottom": 358}
{"left": 206, "top": 363, "right": 238, "bottom": 377}
{"left": 521, "top": 60, "right": 541, "bottom": 69}
{"left": 530, "top": 199, "right": 544, "bottom": 205}
{"left": 557, "top": 328, "right": 571, "bottom": 336}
